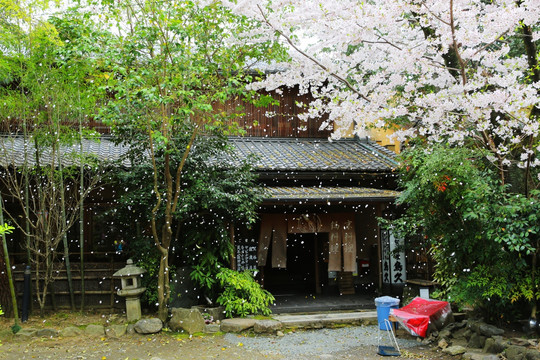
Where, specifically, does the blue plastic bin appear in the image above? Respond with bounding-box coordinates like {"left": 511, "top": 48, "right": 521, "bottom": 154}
{"left": 375, "top": 296, "right": 400, "bottom": 330}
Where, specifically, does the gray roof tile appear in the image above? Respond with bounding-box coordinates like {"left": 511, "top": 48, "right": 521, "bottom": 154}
{"left": 263, "top": 186, "right": 400, "bottom": 202}
{"left": 1, "top": 135, "right": 397, "bottom": 173}
{"left": 0, "top": 135, "right": 130, "bottom": 167}
{"left": 227, "top": 137, "right": 397, "bottom": 172}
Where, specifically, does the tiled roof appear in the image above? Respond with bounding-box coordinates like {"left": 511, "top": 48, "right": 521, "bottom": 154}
{"left": 263, "top": 186, "right": 400, "bottom": 202}
{"left": 1, "top": 135, "right": 397, "bottom": 173}
{"left": 227, "top": 137, "right": 397, "bottom": 172}
{"left": 0, "top": 136, "right": 131, "bottom": 168}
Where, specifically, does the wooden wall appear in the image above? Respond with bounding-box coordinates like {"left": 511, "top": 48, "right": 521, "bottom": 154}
{"left": 218, "top": 88, "right": 332, "bottom": 138}
{"left": 1, "top": 89, "right": 331, "bottom": 139}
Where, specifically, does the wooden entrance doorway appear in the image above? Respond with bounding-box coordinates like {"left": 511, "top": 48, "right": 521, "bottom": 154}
{"left": 262, "top": 233, "right": 328, "bottom": 295}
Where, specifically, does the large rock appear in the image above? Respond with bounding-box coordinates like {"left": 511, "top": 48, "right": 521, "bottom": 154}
{"left": 443, "top": 345, "right": 467, "bottom": 356}
{"left": 192, "top": 306, "right": 226, "bottom": 322}
{"left": 254, "top": 320, "right": 283, "bottom": 334}
{"left": 505, "top": 345, "right": 526, "bottom": 360}
{"left": 454, "top": 327, "right": 472, "bottom": 341}
{"left": 106, "top": 324, "right": 128, "bottom": 338}
{"left": 438, "top": 339, "right": 449, "bottom": 349}
{"left": 479, "top": 324, "right": 505, "bottom": 337}
{"left": 468, "top": 320, "right": 484, "bottom": 334}
{"left": 220, "top": 318, "right": 256, "bottom": 333}
{"left": 15, "top": 328, "right": 38, "bottom": 339}
{"left": 463, "top": 352, "right": 500, "bottom": 360}
{"left": 85, "top": 324, "right": 105, "bottom": 337}
{"left": 468, "top": 320, "right": 481, "bottom": 333}
{"left": 469, "top": 321, "right": 505, "bottom": 337}
{"left": 134, "top": 318, "right": 163, "bottom": 334}
{"left": 511, "top": 338, "right": 531, "bottom": 347}
{"left": 453, "top": 321, "right": 468, "bottom": 330}
{"left": 204, "top": 324, "right": 221, "bottom": 333}
{"left": 468, "top": 332, "right": 487, "bottom": 349}
{"left": 169, "top": 308, "right": 205, "bottom": 334}
{"left": 526, "top": 349, "right": 540, "bottom": 360}
{"left": 36, "top": 328, "right": 59, "bottom": 337}
{"left": 60, "top": 326, "right": 83, "bottom": 337}
{"left": 483, "top": 336, "right": 508, "bottom": 354}
{"left": 438, "top": 329, "right": 453, "bottom": 340}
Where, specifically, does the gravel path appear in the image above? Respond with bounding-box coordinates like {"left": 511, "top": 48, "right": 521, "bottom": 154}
{"left": 224, "top": 324, "right": 424, "bottom": 359}
{"left": 0, "top": 325, "right": 454, "bottom": 360}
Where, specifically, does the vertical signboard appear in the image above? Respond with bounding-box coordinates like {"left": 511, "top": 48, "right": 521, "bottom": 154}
{"left": 236, "top": 237, "right": 258, "bottom": 272}
{"left": 381, "top": 229, "right": 406, "bottom": 285}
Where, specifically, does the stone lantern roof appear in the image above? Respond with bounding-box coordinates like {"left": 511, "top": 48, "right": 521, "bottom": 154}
{"left": 113, "top": 259, "right": 146, "bottom": 278}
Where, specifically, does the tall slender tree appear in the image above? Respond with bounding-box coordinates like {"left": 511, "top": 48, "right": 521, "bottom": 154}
{"left": 0, "top": 197, "right": 18, "bottom": 326}
{"left": 227, "top": 0, "right": 540, "bottom": 319}
{"left": 0, "top": 1, "right": 103, "bottom": 313}
{"left": 95, "top": 0, "right": 282, "bottom": 320}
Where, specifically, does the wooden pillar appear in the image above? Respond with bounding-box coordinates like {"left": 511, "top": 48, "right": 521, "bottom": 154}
{"left": 314, "top": 233, "right": 321, "bottom": 295}
{"left": 376, "top": 203, "right": 384, "bottom": 292}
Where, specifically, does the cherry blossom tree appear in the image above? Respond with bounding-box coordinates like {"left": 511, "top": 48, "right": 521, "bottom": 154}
{"left": 225, "top": 0, "right": 540, "bottom": 320}
{"left": 225, "top": 0, "right": 539, "bottom": 186}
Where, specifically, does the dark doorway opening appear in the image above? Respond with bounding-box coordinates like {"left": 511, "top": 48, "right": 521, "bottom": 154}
{"left": 263, "top": 233, "right": 329, "bottom": 295}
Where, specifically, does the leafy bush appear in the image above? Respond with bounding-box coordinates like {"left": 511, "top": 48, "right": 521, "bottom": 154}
{"left": 388, "top": 144, "right": 540, "bottom": 321}
{"left": 186, "top": 225, "right": 233, "bottom": 303}
{"left": 216, "top": 268, "right": 275, "bottom": 318}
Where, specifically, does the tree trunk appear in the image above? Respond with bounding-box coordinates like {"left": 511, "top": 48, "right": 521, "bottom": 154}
{"left": 78, "top": 88, "right": 86, "bottom": 311}
{"left": 531, "top": 242, "right": 538, "bottom": 321}
{"left": 157, "top": 250, "right": 170, "bottom": 321}
{"left": 79, "top": 142, "right": 85, "bottom": 311}
{"left": 57, "top": 144, "right": 75, "bottom": 310}
{"left": 0, "top": 194, "right": 20, "bottom": 325}
{"left": 0, "top": 242, "right": 12, "bottom": 317}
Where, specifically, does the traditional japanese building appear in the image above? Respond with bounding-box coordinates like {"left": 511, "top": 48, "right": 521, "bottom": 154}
{"left": 226, "top": 135, "right": 403, "bottom": 300}
{"left": 214, "top": 79, "right": 405, "bottom": 299}
{"left": 1, "top": 83, "right": 407, "bottom": 311}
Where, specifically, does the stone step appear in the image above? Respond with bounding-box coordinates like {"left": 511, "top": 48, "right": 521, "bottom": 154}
{"left": 273, "top": 311, "right": 378, "bottom": 328}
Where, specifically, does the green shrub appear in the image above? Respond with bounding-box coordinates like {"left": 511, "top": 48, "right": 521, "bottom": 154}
{"left": 216, "top": 268, "right": 274, "bottom": 318}
{"left": 187, "top": 226, "right": 233, "bottom": 303}
{"left": 388, "top": 144, "right": 540, "bottom": 321}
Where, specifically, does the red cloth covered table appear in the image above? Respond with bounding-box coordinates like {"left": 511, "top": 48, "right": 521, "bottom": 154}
{"left": 390, "top": 297, "right": 451, "bottom": 337}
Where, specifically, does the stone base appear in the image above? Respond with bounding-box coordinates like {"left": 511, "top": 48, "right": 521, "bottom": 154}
{"left": 125, "top": 297, "right": 142, "bottom": 322}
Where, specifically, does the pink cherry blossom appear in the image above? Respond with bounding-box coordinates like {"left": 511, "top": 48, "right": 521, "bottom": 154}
{"left": 225, "top": 0, "right": 539, "bottom": 177}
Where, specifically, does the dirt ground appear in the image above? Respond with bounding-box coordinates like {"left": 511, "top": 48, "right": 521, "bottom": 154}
{"left": 0, "top": 312, "right": 455, "bottom": 360}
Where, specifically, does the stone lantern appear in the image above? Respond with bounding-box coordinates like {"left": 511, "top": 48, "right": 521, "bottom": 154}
{"left": 113, "top": 259, "right": 147, "bottom": 322}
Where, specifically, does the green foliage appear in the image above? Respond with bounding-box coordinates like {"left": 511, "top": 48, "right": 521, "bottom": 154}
{"left": 95, "top": 0, "right": 284, "bottom": 149}
{"left": 0, "top": 305, "right": 3, "bottom": 316}
{"left": 187, "top": 228, "right": 233, "bottom": 302}
{"left": 0, "top": 3, "right": 105, "bottom": 314}
{"left": 216, "top": 268, "right": 275, "bottom": 318}
{"left": 82, "top": 0, "right": 282, "bottom": 318}
{"left": 113, "top": 132, "right": 262, "bottom": 304}
{"left": 10, "top": 324, "right": 21, "bottom": 334}
{"left": 0, "top": 223, "right": 14, "bottom": 235}
{"left": 489, "top": 190, "right": 540, "bottom": 255}
{"left": 389, "top": 144, "right": 540, "bottom": 320}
